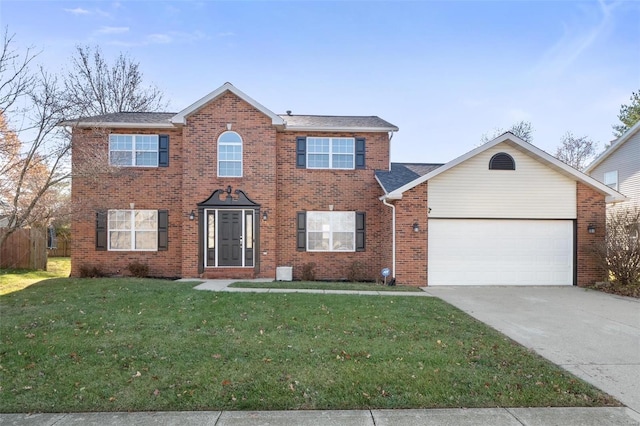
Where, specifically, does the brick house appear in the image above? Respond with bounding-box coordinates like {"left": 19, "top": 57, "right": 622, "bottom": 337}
{"left": 66, "top": 83, "right": 623, "bottom": 286}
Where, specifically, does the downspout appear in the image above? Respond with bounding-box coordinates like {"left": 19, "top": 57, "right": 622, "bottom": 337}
{"left": 382, "top": 197, "right": 396, "bottom": 278}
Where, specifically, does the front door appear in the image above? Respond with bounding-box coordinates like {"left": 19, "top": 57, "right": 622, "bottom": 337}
{"left": 218, "top": 210, "right": 243, "bottom": 266}
{"left": 205, "top": 209, "right": 255, "bottom": 268}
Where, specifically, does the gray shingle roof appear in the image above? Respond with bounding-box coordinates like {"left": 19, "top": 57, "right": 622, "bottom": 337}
{"left": 60, "top": 112, "right": 176, "bottom": 127}
{"left": 279, "top": 115, "right": 398, "bottom": 131}
{"left": 375, "top": 163, "right": 444, "bottom": 193}
{"left": 61, "top": 112, "right": 398, "bottom": 132}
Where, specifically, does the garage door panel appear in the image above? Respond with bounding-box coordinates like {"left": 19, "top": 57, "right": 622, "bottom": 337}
{"left": 428, "top": 219, "right": 573, "bottom": 286}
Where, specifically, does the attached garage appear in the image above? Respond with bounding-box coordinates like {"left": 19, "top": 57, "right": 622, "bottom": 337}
{"left": 428, "top": 219, "right": 574, "bottom": 286}
{"left": 376, "top": 132, "right": 624, "bottom": 287}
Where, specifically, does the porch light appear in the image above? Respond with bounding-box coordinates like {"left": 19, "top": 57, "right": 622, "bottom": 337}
{"left": 587, "top": 224, "right": 596, "bottom": 234}
{"left": 262, "top": 211, "right": 268, "bottom": 221}
{"left": 189, "top": 210, "right": 195, "bottom": 221}
{"left": 413, "top": 222, "right": 420, "bottom": 233}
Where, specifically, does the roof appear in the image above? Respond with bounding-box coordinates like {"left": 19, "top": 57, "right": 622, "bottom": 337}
{"left": 58, "top": 83, "right": 398, "bottom": 132}
{"left": 380, "top": 132, "right": 626, "bottom": 204}
{"left": 280, "top": 115, "right": 398, "bottom": 132}
{"left": 375, "top": 163, "right": 443, "bottom": 193}
{"left": 171, "top": 82, "right": 285, "bottom": 126}
{"left": 584, "top": 120, "right": 640, "bottom": 173}
{"left": 59, "top": 112, "right": 176, "bottom": 128}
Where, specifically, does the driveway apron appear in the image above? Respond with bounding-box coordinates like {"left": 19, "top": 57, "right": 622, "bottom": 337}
{"left": 423, "top": 286, "right": 640, "bottom": 414}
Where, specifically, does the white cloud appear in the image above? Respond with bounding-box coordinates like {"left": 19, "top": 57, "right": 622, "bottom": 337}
{"left": 64, "top": 7, "right": 90, "bottom": 15}
{"left": 147, "top": 34, "right": 173, "bottom": 44}
{"left": 97, "top": 26, "right": 129, "bottom": 35}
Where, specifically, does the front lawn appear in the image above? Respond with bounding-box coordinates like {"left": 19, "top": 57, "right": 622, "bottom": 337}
{"left": 0, "top": 257, "right": 70, "bottom": 296}
{"left": 229, "top": 281, "right": 423, "bottom": 292}
{"left": 0, "top": 278, "right": 618, "bottom": 412}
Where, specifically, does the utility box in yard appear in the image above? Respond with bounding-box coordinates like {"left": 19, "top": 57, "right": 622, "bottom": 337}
{"left": 276, "top": 266, "right": 293, "bottom": 281}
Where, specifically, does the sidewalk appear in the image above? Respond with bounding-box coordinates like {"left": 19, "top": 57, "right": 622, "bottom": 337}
{"left": 2, "top": 407, "right": 639, "bottom": 425}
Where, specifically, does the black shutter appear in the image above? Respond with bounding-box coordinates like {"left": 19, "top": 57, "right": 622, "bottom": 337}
{"left": 96, "top": 210, "right": 107, "bottom": 251}
{"left": 158, "top": 210, "right": 168, "bottom": 251}
{"left": 158, "top": 135, "right": 169, "bottom": 167}
{"left": 296, "top": 211, "right": 306, "bottom": 251}
{"left": 355, "top": 138, "right": 366, "bottom": 169}
{"left": 356, "top": 212, "right": 365, "bottom": 251}
{"left": 296, "top": 137, "right": 306, "bottom": 168}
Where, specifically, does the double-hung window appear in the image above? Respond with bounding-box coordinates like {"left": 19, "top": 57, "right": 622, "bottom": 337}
{"left": 218, "top": 131, "right": 243, "bottom": 177}
{"left": 108, "top": 210, "right": 158, "bottom": 251}
{"left": 307, "top": 137, "right": 355, "bottom": 169}
{"left": 109, "top": 135, "right": 160, "bottom": 167}
{"left": 307, "top": 212, "right": 356, "bottom": 251}
{"left": 604, "top": 171, "right": 618, "bottom": 190}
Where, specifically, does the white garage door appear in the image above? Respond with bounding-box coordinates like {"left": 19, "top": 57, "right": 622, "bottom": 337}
{"left": 428, "top": 219, "right": 574, "bottom": 286}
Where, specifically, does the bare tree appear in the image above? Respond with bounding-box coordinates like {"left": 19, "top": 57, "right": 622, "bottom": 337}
{"left": 0, "top": 32, "right": 168, "bottom": 252}
{"left": 65, "top": 45, "right": 167, "bottom": 117}
{"left": 0, "top": 67, "right": 70, "bottom": 249}
{"left": 481, "top": 120, "right": 533, "bottom": 144}
{"left": 593, "top": 207, "right": 640, "bottom": 286}
{"left": 555, "top": 132, "right": 596, "bottom": 171}
{"left": 0, "top": 27, "right": 37, "bottom": 113}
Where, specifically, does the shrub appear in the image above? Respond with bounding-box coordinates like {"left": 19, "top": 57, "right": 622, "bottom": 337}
{"left": 78, "top": 264, "right": 105, "bottom": 278}
{"left": 301, "top": 262, "right": 316, "bottom": 281}
{"left": 346, "top": 261, "right": 369, "bottom": 282}
{"left": 593, "top": 207, "right": 640, "bottom": 286}
{"left": 127, "top": 261, "right": 149, "bottom": 278}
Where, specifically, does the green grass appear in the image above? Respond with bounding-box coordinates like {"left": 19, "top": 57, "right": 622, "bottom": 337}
{"left": 0, "top": 278, "right": 618, "bottom": 412}
{"left": 229, "top": 281, "right": 423, "bottom": 292}
{"left": 0, "top": 257, "right": 70, "bottom": 295}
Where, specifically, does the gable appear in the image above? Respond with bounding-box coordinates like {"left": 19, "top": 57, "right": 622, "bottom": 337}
{"left": 428, "top": 142, "right": 577, "bottom": 219}
{"left": 382, "top": 133, "right": 625, "bottom": 204}
{"left": 171, "top": 82, "right": 285, "bottom": 127}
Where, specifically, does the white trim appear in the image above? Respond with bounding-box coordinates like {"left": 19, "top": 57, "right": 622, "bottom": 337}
{"left": 107, "top": 209, "right": 158, "bottom": 251}
{"left": 585, "top": 120, "right": 640, "bottom": 173}
{"left": 306, "top": 211, "right": 356, "bottom": 252}
{"left": 282, "top": 125, "right": 398, "bottom": 132}
{"left": 109, "top": 134, "right": 160, "bottom": 167}
{"left": 217, "top": 131, "right": 243, "bottom": 177}
{"left": 204, "top": 208, "right": 255, "bottom": 268}
{"left": 62, "top": 121, "right": 175, "bottom": 129}
{"left": 306, "top": 137, "right": 355, "bottom": 170}
{"left": 381, "top": 132, "right": 626, "bottom": 203}
{"left": 172, "top": 82, "right": 285, "bottom": 126}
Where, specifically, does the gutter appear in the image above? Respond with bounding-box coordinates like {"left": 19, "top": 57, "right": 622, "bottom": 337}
{"left": 382, "top": 197, "right": 396, "bottom": 279}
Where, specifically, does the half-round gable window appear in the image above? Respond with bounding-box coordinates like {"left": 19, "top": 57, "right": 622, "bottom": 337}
{"left": 489, "top": 152, "right": 515, "bottom": 170}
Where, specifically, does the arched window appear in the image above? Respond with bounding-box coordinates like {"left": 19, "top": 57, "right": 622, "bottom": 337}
{"left": 218, "top": 131, "right": 242, "bottom": 177}
{"left": 489, "top": 152, "right": 515, "bottom": 170}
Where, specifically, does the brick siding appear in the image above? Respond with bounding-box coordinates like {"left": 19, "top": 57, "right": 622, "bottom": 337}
{"left": 576, "top": 181, "right": 607, "bottom": 286}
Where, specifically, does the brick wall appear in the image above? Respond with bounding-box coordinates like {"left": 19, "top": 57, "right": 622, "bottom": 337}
{"left": 576, "top": 181, "right": 607, "bottom": 286}
{"left": 393, "top": 183, "right": 428, "bottom": 286}
{"left": 70, "top": 127, "right": 184, "bottom": 277}
{"left": 276, "top": 131, "right": 391, "bottom": 281}
{"left": 180, "top": 91, "right": 278, "bottom": 279}
{"left": 70, "top": 92, "right": 394, "bottom": 281}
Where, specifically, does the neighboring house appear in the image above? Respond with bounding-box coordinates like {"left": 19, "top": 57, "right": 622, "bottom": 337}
{"left": 65, "top": 83, "right": 623, "bottom": 286}
{"left": 585, "top": 120, "right": 640, "bottom": 208}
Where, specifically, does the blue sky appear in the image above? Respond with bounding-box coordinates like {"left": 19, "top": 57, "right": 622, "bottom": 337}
{"left": 1, "top": 0, "right": 638, "bottom": 163}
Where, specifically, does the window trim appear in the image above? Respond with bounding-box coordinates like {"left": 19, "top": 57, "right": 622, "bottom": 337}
{"left": 107, "top": 209, "right": 158, "bottom": 251}
{"left": 306, "top": 137, "right": 355, "bottom": 170}
{"left": 604, "top": 170, "right": 618, "bottom": 191}
{"left": 306, "top": 211, "right": 356, "bottom": 252}
{"left": 109, "top": 134, "right": 160, "bottom": 167}
{"left": 489, "top": 152, "right": 516, "bottom": 170}
{"left": 217, "top": 131, "right": 243, "bottom": 177}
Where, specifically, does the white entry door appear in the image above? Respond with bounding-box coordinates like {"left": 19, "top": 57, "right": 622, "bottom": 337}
{"left": 428, "top": 219, "right": 574, "bottom": 286}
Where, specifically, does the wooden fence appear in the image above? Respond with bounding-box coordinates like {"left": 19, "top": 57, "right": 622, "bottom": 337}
{"left": 0, "top": 227, "right": 47, "bottom": 270}
{"left": 48, "top": 237, "right": 71, "bottom": 257}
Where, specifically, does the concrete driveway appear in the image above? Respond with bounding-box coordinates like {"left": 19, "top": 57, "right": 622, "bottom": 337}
{"left": 423, "top": 286, "right": 640, "bottom": 415}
